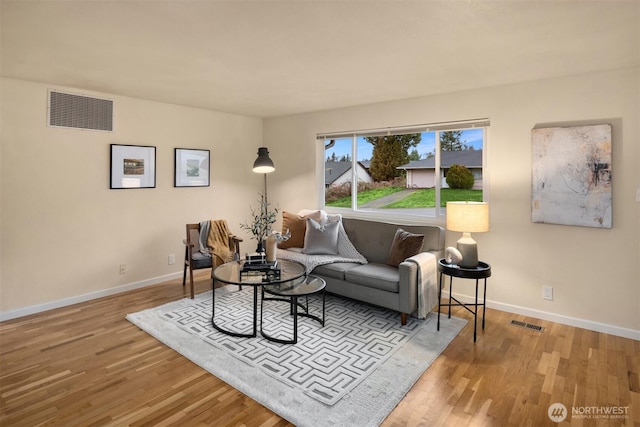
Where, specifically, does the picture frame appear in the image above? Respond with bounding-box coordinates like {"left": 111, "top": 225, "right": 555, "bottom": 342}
{"left": 531, "top": 124, "right": 612, "bottom": 228}
{"left": 110, "top": 144, "right": 156, "bottom": 189}
{"left": 174, "top": 148, "right": 210, "bottom": 187}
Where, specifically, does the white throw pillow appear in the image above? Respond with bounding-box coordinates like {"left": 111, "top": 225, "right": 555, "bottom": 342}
{"left": 302, "top": 218, "right": 340, "bottom": 255}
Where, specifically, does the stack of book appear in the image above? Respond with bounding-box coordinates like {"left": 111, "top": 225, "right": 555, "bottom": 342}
{"left": 240, "top": 254, "right": 280, "bottom": 282}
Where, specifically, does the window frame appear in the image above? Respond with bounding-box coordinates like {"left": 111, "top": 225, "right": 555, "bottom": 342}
{"left": 318, "top": 119, "right": 489, "bottom": 225}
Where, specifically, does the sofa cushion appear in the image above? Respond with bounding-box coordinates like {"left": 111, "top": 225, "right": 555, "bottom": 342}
{"left": 312, "top": 262, "right": 362, "bottom": 280}
{"left": 344, "top": 263, "right": 400, "bottom": 293}
{"left": 387, "top": 228, "right": 425, "bottom": 267}
{"left": 302, "top": 218, "right": 339, "bottom": 255}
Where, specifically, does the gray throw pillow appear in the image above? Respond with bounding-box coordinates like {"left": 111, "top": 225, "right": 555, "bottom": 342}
{"left": 387, "top": 228, "right": 425, "bottom": 267}
{"left": 302, "top": 218, "right": 340, "bottom": 255}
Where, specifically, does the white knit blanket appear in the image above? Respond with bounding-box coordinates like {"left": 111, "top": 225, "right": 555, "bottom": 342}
{"left": 276, "top": 221, "right": 367, "bottom": 273}
{"left": 405, "top": 252, "right": 438, "bottom": 319}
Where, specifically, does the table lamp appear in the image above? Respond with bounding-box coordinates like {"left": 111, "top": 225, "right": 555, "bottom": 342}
{"left": 445, "top": 201, "right": 489, "bottom": 268}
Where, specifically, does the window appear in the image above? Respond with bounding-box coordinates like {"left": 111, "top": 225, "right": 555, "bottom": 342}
{"left": 320, "top": 119, "right": 488, "bottom": 221}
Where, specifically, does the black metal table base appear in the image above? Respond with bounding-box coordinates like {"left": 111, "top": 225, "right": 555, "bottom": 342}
{"left": 437, "top": 259, "right": 491, "bottom": 343}
{"left": 260, "top": 292, "right": 325, "bottom": 344}
{"left": 211, "top": 284, "right": 259, "bottom": 338}
{"left": 437, "top": 272, "right": 487, "bottom": 342}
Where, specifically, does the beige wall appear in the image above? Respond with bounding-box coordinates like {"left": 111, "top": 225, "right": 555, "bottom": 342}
{"left": 264, "top": 68, "right": 640, "bottom": 337}
{"left": 2, "top": 69, "right": 638, "bottom": 338}
{"left": 0, "top": 78, "right": 263, "bottom": 316}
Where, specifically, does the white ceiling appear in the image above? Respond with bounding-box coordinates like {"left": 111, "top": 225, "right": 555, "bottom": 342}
{"left": 1, "top": 1, "right": 638, "bottom": 118}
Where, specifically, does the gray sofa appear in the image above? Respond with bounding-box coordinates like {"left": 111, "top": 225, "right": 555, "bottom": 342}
{"left": 300, "top": 218, "right": 445, "bottom": 325}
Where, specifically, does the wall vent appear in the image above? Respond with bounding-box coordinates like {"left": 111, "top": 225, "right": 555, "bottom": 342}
{"left": 48, "top": 90, "right": 113, "bottom": 131}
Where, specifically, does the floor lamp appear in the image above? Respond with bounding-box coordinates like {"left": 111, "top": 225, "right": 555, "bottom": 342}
{"left": 252, "top": 147, "right": 275, "bottom": 252}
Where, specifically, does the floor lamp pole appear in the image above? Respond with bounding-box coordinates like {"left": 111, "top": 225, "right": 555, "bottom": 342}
{"left": 263, "top": 173, "right": 268, "bottom": 209}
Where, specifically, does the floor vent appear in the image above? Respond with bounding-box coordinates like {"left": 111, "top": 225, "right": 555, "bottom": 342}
{"left": 510, "top": 319, "right": 544, "bottom": 332}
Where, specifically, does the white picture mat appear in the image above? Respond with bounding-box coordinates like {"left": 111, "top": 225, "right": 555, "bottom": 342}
{"left": 110, "top": 144, "right": 156, "bottom": 189}
{"left": 175, "top": 148, "right": 210, "bottom": 187}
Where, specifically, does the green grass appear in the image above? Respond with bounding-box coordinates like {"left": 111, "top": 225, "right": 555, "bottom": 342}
{"left": 325, "top": 186, "right": 405, "bottom": 208}
{"left": 383, "top": 188, "right": 483, "bottom": 208}
{"left": 326, "top": 187, "right": 483, "bottom": 208}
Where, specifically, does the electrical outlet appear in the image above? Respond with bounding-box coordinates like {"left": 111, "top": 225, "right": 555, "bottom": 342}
{"left": 119, "top": 264, "right": 127, "bottom": 275}
{"left": 543, "top": 285, "right": 553, "bottom": 301}
{"left": 168, "top": 254, "right": 176, "bottom": 265}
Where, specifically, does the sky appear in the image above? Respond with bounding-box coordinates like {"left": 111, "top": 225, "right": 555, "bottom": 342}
{"left": 325, "top": 129, "right": 484, "bottom": 161}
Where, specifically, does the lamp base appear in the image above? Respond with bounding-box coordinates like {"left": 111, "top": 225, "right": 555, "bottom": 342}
{"left": 456, "top": 232, "right": 479, "bottom": 268}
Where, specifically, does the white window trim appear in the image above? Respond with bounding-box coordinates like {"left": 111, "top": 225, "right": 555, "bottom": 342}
{"left": 318, "top": 119, "right": 489, "bottom": 225}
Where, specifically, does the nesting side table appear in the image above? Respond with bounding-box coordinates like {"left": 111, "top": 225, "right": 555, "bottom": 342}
{"left": 437, "top": 258, "right": 491, "bottom": 342}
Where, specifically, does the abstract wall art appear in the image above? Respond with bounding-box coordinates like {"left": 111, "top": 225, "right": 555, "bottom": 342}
{"left": 531, "top": 124, "right": 612, "bottom": 228}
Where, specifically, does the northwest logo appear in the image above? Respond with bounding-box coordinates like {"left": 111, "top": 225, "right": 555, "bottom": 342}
{"left": 548, "top": 403, "right": 568, "bottom": 422}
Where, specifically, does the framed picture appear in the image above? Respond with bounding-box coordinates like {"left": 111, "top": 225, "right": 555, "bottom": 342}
{"left": 110, "top": 144, "right": 156, "bottom": 189}
{"left": 531, "top": 124, "right": 612, "bottom": 228}
{"left": 174, "top": 148, "right": 210, "bottom": 187}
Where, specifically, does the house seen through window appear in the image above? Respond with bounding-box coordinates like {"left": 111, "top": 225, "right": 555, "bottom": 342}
{"left": 321, "top": 120, "right": 488, "bottom": 220}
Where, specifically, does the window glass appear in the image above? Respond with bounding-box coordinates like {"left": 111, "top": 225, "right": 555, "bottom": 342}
{"left": 437, "top": 128, "right": 484, "bottom": 208}
{"left": 324, "top": 138, "right": 353, "bottom": 208}
{"left": 321, "top": 124, "right": 486, "bottom": 220}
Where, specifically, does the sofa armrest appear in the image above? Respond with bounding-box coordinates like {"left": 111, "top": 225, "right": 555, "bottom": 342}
{"left": 398, "top": 260, "right": 418, "bottom": 315}
{"left": 404, "top": 252, "right": 438, "bottom": 318}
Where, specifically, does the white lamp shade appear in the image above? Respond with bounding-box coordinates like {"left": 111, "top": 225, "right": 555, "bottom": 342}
{"left": 446, "top": 202, "right": 489, "bottom": 233}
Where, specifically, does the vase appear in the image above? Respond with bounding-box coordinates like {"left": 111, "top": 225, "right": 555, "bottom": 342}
{"left": 255, "top": 239, "right": 265, "bottom": 254}
{"left": 265, "top": 235, "right": 277, "bottom": 262}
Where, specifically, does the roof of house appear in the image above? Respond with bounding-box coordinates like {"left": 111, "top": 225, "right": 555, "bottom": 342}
{"left": 398, "top": 150, "right": 483, "bottom": 170}
{"left": 325, "top": 161, "right": 371, "bottom": 185}
{"left": 324, "top": 161, "right": 352, "bottom": 186}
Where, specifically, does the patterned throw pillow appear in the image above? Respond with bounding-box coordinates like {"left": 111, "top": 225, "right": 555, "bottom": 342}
{"left": 386, "top": 228, "right": 425, "bottom": 267}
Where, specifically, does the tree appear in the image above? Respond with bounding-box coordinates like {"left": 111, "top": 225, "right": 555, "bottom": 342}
{"left": 365, "top": 134, "right": 421, "bottom": 181}
{"left": 408, "top": 148, "right": 422, "bottom": 161}
{"left": 441, "top": 130, "right": 470, "bottom": 151}
{"left": 446, "top": 164, "right": 474, "bottom": 189}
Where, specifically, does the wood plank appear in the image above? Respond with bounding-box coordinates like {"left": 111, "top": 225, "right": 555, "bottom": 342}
{"left": 0, "top": 271, "right": 638, "bottom": 426}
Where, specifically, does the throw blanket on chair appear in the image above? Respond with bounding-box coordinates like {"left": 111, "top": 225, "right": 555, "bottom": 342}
{"left": 199, "top": 219, "right": 234, "bottom": 266}
{"left": 405, "top": 252, "right": 438, "bottom": 319}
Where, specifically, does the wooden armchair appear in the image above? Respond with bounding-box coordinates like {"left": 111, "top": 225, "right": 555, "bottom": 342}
{"left": 183, "top": 221, "right": 242, "bottom": 298}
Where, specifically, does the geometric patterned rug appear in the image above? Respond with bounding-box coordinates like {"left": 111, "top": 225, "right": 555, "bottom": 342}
{"left": 127, "top": 286, "right": 466, "bottom": 426}
{"left": 166, "top": 285, "right": 426, "bottom": 405}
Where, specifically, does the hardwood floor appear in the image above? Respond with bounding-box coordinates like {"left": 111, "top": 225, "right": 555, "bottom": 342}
{"left": 1, "top": 272, "right": 638, "bottom": 426}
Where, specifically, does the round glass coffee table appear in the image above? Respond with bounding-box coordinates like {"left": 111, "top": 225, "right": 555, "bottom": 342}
{"left": 260, "top": 275, "right": 326, "bottom": 344}
{"left": 212, "top": 259, "right": 305, "bottom": 338}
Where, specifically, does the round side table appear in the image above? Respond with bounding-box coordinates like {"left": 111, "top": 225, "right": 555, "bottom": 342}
{"left": 437, "top": 258, "right": 491, "bottom": 342}
{"left": 212, "top": 259, "right": 305, "bottom": 338}
{"left": 260, "top": 275, "right": 326, "bottom": 344}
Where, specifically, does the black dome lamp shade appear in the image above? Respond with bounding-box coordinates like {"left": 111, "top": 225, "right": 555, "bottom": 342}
{"left": 253, "top": 147, "right": 275, "bottom": 173}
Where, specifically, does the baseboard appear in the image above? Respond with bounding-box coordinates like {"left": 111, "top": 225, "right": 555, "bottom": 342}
{"left": 440, "top": 291, "right": 640, "bottom": 341}
{"left": 3, "top": 280, "right": 638, "bottom": 341}
{"left": 0, "top": 272, "right": 184, "bottom": 322}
